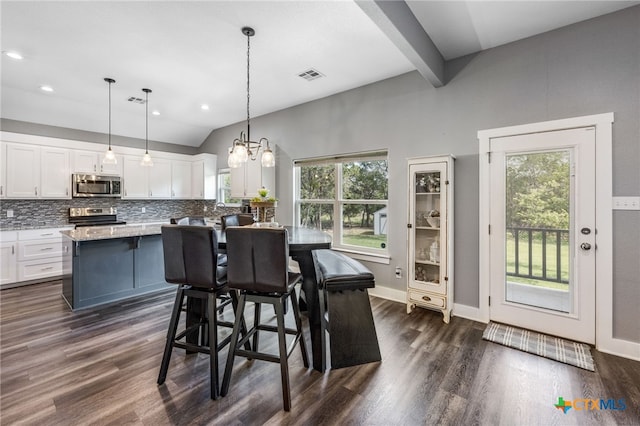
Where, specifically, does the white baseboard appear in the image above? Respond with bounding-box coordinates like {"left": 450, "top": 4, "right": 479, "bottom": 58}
{"left": 597, "top": 337, "right": 640, "bottom": 362}
{"left": 368, "top": 286, "right": 405, "bottom": 304}
{"left": 452, "top": 303, "right": 485, "bottom": 323}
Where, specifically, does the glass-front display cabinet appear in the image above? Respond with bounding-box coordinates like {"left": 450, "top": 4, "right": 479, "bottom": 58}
{"left": 407, "top": 155, "right": 454, "bottom": 323}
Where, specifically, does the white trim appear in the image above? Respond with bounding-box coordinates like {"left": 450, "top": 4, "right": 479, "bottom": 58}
{"left": 452, "top": 303, "right": 485, "bottom": 322}
{"left": 332, "top": 248, "right": 390, "bottom": 265}
{"left": 369, "top": 286, "right": 405, "bottom": 304}
{"left": 478, "top": 113, "right": 639, "bottom": 359}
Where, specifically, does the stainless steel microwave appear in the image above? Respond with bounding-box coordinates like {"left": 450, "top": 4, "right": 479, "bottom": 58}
{"left": 72, "top": 174, "right": 122, "bottom": 198}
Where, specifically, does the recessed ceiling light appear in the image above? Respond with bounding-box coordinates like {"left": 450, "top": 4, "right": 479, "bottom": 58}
{"left": 152, "top": 110, "right": 160, "bottom": 116}
{"left": 201, "top": 104, "right": 210, "bottom": 111}
{"left": 40, "top": 85, "right": 54, "bottom": 92}
{"left": 5, "top": 51, "right": 23, "bottom": 60}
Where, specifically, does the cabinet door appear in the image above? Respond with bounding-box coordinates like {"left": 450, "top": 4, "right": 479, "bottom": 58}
{"left": 6, "top": 144, "right": 40, "bottom": 198}
{"left": 41, "top": 147, "right": 71, "bottom": 198}
{"left": 0, "top": 142, "right": 6, "bottom": 199}
{"left": 408, "top": 162, "right": 447, "bottom": 295}
{"left": 122, "top": 156, "right": 149, "bottom": 198}
{"left": 148, "top": 159, "right": 172, "bottom": 199}
{"left": 192, "top": 160, "right": 205, "bottom": 199}
{"left": 100, "top": 154, "right": 123, "bottom": 175}
{"left": 230, "top": 166, "right": 247, "bottom": 198}
{"left": 0, "top": 241, "right": 17, "bottom": 286}
{"left": 171, "top": 160, "right": 192, "bottom": 199}
{"left": 73, "top": 150, "right": 99, "bottom": 173}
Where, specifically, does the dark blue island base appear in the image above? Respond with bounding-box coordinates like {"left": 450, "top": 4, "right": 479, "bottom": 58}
{"left": 62, "top": 233, "right": 171, "bottom": 310}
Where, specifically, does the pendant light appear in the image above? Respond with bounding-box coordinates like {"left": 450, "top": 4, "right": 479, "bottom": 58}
{"left": 140, "top": 88, "right": 153, "bottom": 167}
{"left": 227, "top": 27, "right": 274, "bottom": 169}
{"left": 102, "top": 77, "right": 117, "bottom": 165}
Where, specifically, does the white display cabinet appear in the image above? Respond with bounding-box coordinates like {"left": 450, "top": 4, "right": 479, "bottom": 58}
{"left": 407, "top": 155, "right": 454, "bottom": 323}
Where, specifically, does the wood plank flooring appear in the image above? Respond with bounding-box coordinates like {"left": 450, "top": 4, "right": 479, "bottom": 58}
{"left": 1, "top": 281, "right": 639, "bottom": 425}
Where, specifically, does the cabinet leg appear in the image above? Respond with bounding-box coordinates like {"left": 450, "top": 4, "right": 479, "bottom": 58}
{"left": 442, "top": 310, "right": 450, "bottom": 324}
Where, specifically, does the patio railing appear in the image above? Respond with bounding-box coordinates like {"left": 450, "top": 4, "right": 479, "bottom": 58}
{"left": 507, "top": 227, "right": 569, "bottom": 284}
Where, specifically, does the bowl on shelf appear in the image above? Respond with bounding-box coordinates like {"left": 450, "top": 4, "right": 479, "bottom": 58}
{"left": 426, "top": 217, "right": 440, "bottom": 228}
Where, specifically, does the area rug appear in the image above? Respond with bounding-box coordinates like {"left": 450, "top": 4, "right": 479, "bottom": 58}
{"left": 482, "top": 321, "right": 595, "bottom": 371}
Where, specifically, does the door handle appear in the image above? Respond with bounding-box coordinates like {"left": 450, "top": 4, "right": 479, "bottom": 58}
{"left": 580, "top": 242, "right": 592, "bottom": 250}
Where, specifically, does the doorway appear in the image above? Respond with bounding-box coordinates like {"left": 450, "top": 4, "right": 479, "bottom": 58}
{"left": 478, "top": 113, "right": 619, "bottom": 349}
{"left": 487, "top": 127, "right": 595, "bottom": 343}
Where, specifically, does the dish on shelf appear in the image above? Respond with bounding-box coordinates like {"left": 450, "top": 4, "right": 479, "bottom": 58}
{"left": 426, "top": 217, "right": 440, "bottom": 228}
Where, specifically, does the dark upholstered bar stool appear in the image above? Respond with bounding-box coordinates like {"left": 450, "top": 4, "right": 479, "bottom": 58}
{"left": 221, "top": 227, "right": 309, "bottom": 411}
{"left": 158, "top": 225, "right": 237, "bottom": 399}
{"left": 220, "top": 214, "right": 254, "bottom": 229}
{"left": 170, "top": 216, "right": 207, "bottom": 225}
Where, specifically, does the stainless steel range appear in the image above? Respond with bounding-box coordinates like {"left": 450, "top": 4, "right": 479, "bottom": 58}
{"left": 68, "top": 207, "right": 126, "bottom": 228}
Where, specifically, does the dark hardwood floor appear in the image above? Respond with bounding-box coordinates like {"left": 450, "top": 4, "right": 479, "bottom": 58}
{"left": 1, "top": 281, "right": 639, "bottom": 425}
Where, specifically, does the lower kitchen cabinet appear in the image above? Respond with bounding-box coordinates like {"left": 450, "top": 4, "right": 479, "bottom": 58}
{"left": 0, "top": 232, "right": 18, "bottom": 287}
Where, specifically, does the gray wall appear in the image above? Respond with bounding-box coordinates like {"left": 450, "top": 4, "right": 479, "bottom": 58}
{"left": 200, "top": 7, "right": 640, "bottom": 342}
{"left": 1, "top": 118, "right": 198, "bottom": 156}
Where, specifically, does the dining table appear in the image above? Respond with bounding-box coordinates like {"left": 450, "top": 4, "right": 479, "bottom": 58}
{"left": 217, "top": 225, "right": 332, "bottom": 372}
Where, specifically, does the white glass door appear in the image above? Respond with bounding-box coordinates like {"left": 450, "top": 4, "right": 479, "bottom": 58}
{"left": 489, "top": 127, "right": 596, "bottom": 343}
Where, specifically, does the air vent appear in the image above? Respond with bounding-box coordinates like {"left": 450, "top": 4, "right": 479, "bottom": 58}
{"left": 298, "top": 68, "right": 324, "bottom": 81}
{"left": 127, "top": 96, "right": 146, "bottom": 104}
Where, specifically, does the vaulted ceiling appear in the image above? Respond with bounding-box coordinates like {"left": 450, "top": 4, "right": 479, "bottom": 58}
{"left": 2, "top": 1, "right": 637, "bottom": 146}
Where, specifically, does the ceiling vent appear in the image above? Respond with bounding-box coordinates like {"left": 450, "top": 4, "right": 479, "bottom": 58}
{"left": 127, "top": 96, "right": 146, "bottom": 104}
{"left": 298, "top": 68, "right": 324, "bottom": 81}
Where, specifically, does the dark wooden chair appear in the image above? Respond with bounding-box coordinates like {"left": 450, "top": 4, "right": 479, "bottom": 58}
{"left": 221, "top": 227, "right": 309, "bottom": 411}
{"left": 158, "top": 224, "right": 239, "bottom": 399}
{"left": 220, "top": 214, "right": 254, "bottom": 229}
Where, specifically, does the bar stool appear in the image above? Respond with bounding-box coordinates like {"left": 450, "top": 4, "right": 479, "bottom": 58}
{"left": 170, "top": 216, "right": 207, "bottom": 225}
{"left": 220, "top": 214, "right": 254, "bottom": 229}
{"left": 221, "top": 227, "right": 309, "bottom": 411}
{"left": 157, "top": 224, "right": 237, "bottom": 399}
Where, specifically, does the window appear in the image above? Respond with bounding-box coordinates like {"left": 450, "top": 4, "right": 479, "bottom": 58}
{"left": 217, "top": 168, "right": 242, "bottom": 205}
{"left": 294, "top": 152, "right": 388, "bottom": 256}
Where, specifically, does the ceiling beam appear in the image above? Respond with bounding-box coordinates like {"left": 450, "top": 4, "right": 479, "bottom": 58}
{"left": 356, "top": 0, "right": 445, "bottom": 87}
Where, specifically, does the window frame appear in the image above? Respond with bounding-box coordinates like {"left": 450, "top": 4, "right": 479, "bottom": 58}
{"left": 294, "top": 151, "right": 389, "bottom": 261}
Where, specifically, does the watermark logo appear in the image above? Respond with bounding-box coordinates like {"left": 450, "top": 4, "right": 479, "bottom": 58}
{"left": 554, "top": 397, "right": 626, "bottom": 414}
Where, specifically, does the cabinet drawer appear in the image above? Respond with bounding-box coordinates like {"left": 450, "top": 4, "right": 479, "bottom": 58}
{"left": 409, "top": 291, "right": 446, "bottom": 309}
{"left": 18, "top": 258, "right": 64, "bottom": 282}
{"left": 18, "top": 227, "right": 70, "bottom": 241}
{"left": 18, "top": 240, "right": 64, "bottom": 261}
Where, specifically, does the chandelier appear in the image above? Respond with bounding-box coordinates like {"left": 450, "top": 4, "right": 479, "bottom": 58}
{"left": 227, "top": 27, "right": 275, "bottom": 169}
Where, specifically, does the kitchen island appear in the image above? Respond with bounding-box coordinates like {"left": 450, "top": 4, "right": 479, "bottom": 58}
{"left": 60, "top": 224, "right": 171, "bottom": 310}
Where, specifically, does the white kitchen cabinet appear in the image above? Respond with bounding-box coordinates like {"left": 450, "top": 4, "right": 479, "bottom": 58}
{"left": 73, "top": 150, "right": 122, "bottom": 175}
{"left": 0, "top": 142, "right": 6, "bottom": 199}
{"left": 148, "top": 158, "right": 172, "bottom": 199}
{"left": 5, "top": 144, "right": 70, "bottom": 199}
{"left": 41, "top": 147, "right": 71, "bottom": 198}
{"left": 191, "top": 153, "right": 217, "bottom": 199}
{"left": 407, "top": 155, "right": 454, "bottom": 323}
{"left": 122, "top": 156, "right": 149, "bottom": 198}
{"left": 16, "top": 227, "right": 71, "bottom": 283}
{"left": 0, "top": 232, "right": 18, "bottom": 287}
{"left": 230, "top": 154, "right": 276, "bottom": 199}
{"left": 170, "top": 160, "right": 192, "bottom": 199}
{"left": 122, "top": 155, "right": 172, "bottom": 199}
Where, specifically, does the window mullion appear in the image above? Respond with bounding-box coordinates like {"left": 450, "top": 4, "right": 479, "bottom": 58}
{"left": 335, "top": 163, "right": 343, "bottom": 245}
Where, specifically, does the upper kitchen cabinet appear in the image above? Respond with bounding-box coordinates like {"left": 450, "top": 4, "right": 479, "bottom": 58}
{"left": 230, "top": 151, "right": 276, "bottom": 199}
{"left": 121, "top": 155, "right": 172, "bottom": 199}
{"left": 73, "top": 150, "right": 123, "bottom": 175}
{"left": 171, "top": 160, "right": 192, "bottom": 199}
{"left": 191, "top": 153, "right": 217, "bottom": 199}
{"left": 5, "top": 144, "right": 71, "bottom": 199}
{"left": 0, "top": 142, "right": 6, "bottom": 198}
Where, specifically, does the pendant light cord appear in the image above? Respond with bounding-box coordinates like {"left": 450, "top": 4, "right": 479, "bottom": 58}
{"left": 145, "top": 90, "right": 149, "bottom": 153}
{"left": 108, "top": 81, "right": 112, "bottom": 150}
{"left": 246, "top": 31, "right": 251, "bottom": 142}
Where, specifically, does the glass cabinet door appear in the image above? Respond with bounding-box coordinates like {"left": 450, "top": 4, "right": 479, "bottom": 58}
{"left": 409, "top": 162, "right": 447, "bottom": 294}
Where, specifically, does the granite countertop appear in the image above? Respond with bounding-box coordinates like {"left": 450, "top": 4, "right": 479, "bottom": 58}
{"left": 60, "top": 219, "right": 220, "bottom": 242}
{"left": 60, "top": 223, "right": 165, "bottom": 241}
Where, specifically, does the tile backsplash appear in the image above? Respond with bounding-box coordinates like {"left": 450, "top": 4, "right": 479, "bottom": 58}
{"left": 0, "top": 199, "right": 241, "bottom": 229}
